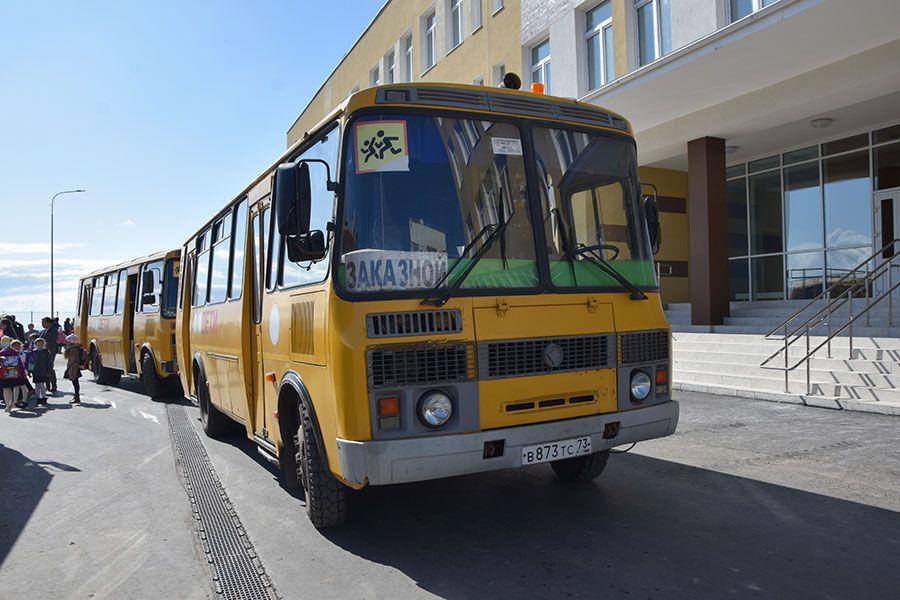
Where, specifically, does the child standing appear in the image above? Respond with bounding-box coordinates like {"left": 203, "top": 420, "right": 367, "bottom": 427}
{"left": 30, "top": 338, "right": 53, "bottom": 407}
{"left": 1, "top": 336, "right": 28, "bottom": 413}
{"left": 64, "top": 334, "right": 85, "bottom": 404}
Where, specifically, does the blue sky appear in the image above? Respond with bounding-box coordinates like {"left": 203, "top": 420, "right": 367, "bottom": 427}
{"left": 0, "top": 0, "right": 382, "bottom": 320}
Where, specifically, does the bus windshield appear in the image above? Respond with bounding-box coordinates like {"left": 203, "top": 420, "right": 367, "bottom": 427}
{"left": 337, "top": 112, "right": 654, "bottom": 297}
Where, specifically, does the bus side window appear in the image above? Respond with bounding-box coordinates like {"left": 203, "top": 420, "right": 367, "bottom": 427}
{"left": 102, "top": 272, "right": 117, "bottom": 315}
{"left": 116, "top": 270, "right": 127, "bottom": 314}
{"left": 251, "top": 211, "right": 261, "bottom": 323}
{"left": 263, "top": 207, "right": 274, "bottom": 292}
{"left": 194, "top": 230, "right": 210, "bottom": 307}
{"left": 230, "top": 198, "right": 248, "bottom": 300}
{"left": 90, "top": 277, "right": 104, "bottom": 316}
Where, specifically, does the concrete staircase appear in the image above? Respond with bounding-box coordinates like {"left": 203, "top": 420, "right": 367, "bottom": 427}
{"left": 665, "top": 300, "right": 900, "bottom": 415}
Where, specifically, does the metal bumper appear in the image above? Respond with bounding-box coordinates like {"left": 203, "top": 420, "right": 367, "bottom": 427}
{"left": 336, "top": 400, "right": 679, "bottom": 486}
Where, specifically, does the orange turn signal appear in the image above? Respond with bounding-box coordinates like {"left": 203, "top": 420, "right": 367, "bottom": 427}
{"left": 265, "top": 372, "right": 277, "bottom": 382}
{"left": 655, "top": 368, "right": 668, "bottom": 384}
{"left": 378, "top": 396, "right": 400, "bottom": 417}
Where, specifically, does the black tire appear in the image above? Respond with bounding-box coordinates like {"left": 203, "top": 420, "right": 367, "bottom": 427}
{"left": 198, "top": 372, "right": 228, "bottom": 438}
{"left": 142, "top": 353, "right": 164, "bottom": 398}
{"left": 550, "top": 450, "right": 611, "bottom": 482}
{"left": 296, "top": 400, "right": 346, "bottom": 528}
{"left": 91, "top": 350, "right": 112, "bottom": 385}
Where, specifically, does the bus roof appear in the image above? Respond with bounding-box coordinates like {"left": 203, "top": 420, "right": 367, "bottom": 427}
{"left": 83, "top": 248, "right": 180, "bottom": 280}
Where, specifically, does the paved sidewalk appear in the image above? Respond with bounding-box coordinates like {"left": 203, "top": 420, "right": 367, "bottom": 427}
{"left": 0, "top": 380, "right": 211, "bottom": 599}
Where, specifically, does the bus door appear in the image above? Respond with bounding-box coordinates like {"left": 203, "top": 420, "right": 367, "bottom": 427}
{"left": 250, "top": 204, "right": 273, "bottom": 441}
{"left": 178, "top": 249, "right": 194, "bottom": 395}
{"left": 126, "top": 272, "right": 139, "bottom": 373}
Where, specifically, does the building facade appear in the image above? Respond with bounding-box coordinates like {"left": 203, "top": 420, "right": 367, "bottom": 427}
{"left": 287, "top": 0, "right": 900, "bottom": 324}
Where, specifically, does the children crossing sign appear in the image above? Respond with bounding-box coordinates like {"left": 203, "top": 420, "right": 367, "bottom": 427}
{"left": 354, "top": 120, "right": 409, "bottom": 174}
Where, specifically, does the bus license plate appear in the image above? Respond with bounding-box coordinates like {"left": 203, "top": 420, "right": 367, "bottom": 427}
{"left": 521, "top": 436, "right": 592, "bottom": 465}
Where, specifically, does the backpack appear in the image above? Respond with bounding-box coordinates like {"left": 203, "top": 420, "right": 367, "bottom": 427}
{"left": 1, "top": 354, "right": 25, "bottom": 380}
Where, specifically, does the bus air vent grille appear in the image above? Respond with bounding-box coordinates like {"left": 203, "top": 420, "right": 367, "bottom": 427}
{"left": 291, "top": 301, "right": 315, "bottom": 355}
{"left": 367, "top": 343, "right": 473, "bottom": 389}
{"left": 618, "top": 330, "right": 669, "bottom": 366}
{"left": 487, "top": 94, "right": 557, "bottom": 119}
{"left": 478, "top": 334, "right": 613, "bottom": 380}
{"left": 366, "top": 309, "right": 463, "bottom": 338}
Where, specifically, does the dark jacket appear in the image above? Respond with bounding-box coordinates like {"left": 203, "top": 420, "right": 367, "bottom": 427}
{"left": 13, "top": 321, "right": 25, "bottom": 343}
{"left": 30, "top": 348, "right": 53, "bottom": 384}
{"left": 40, "top": 322, "right": 60, "bottom": 354}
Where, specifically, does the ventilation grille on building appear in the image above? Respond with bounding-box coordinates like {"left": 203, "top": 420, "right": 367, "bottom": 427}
{"left": 619, "top": 330, "right": 669, "bottom": 366}
{"left": 366, "top": 309, "right": 462, "bottom": 338}
{"left": 291, "top": 301, "right": 315, "bottom": 355}
{"left": 368, "top": 343, "right": 472, "bottom": 389}
{"left": 478, "top": 334, "right": 612, "bottom": 380}
{"left": 375, "top": 86, "right": 630, "bottom": 133}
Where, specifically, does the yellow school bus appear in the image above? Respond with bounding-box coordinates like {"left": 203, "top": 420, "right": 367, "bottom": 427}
{"left": 176, "top": 81, "right": 678, "bottom": 528}
{"left": 76, "top": 249, "right": 182, "bottom": 397}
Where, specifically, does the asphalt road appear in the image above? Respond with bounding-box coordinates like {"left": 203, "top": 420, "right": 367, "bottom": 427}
{"left": 2, "top": 378, "right": 899, "bottom": 600}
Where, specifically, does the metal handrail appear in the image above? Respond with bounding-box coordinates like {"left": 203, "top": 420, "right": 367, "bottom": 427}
{"left": 759, "top": 275, "right": 900, "bottom": 394}
{"left": 764, "top": 238, "right": 898, "bottom": 339}
{"left": 768, "top": 256, "right": 894, "bottom": 345}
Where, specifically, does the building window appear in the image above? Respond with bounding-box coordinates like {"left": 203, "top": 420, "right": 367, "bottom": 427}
{"left": 403, "top": 35, "right": 413, "bottom": 81}
{"left": 530, "top": 38, "right": 551, "bottom": 93}
{"left": 385, "top": 50, "right": 396, "bottom": 84}
{"left": 370, "top": 65, "right": 380, "bottom": 87}
{"left": 586, "top": 1, "right": 614, "bottom": 90}
{"left": 491, "top": 0, "right": 503, "bottom": 14}
{"left": 470, "top": 0, "right": 482, "bottom": 31}
{"left": 424, "top": 11, "right": 437, "bottom": 70}
{"left": 636, "top": 0, "right": 671, "bottom": 66}
{"left": 449, "top": 0, "right": 463, "bottom": 48}
{"left": 730, "top": 0, "right": 779, "bottom": 23}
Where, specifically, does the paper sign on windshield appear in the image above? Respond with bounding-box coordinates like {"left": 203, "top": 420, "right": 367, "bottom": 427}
{"left": 491, "top": 137, "right": 523, "bottom": 156}
{"left": 343, "top": 250, "right": 448, "bottom": 292}
{"left": 355, "top": 120, "right": 410, "bottom": 174}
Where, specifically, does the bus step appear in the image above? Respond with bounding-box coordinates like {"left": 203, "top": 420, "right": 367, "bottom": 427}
{"left": 254, "top": 432, "right": 279, "bottom": 467}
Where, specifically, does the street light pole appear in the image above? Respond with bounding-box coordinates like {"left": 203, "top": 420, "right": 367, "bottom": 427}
{"left": 50, "top": 189, "right": 85, "bottom": 318}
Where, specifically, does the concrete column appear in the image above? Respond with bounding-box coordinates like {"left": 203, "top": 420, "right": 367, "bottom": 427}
{"left": 687, "top": 136, "right": 730, "bottom": 326}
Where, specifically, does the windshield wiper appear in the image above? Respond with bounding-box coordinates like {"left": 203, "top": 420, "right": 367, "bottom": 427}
{"left": 572, "top": 245, "right": 648, "bottom": 301}
{"left": 421, "top": 213, "right": 513, "bottom": 306}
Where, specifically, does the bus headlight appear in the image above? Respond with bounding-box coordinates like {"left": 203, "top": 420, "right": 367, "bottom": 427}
{"left": 417, "top": 390, "right": 453, "bottom": 429}
{"left": 630, "top": 371, "right": 652, "bottom": 402}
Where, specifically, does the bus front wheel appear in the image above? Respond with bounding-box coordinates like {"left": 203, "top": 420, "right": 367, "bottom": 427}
{"left": 295, "top": 400, "right": 346, "bottom": 529}
{"left": 198, "top": 373, "right": 228, "bottom": 437}
{"left": 142, "top": 353, "right": 165, "bottom": 398}
{"left": 550, "top": 449, "right": 611, "bottom": 482}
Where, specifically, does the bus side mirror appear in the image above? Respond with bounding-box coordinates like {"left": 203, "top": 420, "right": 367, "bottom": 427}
{"left": 142, "top": 292, "right": 157, "bottom": 306}
{"left": 644, "top": 195, "right": 661, "bottom": 255}
{"left": 275, "top": 162, "right": 312, "bottom": 237}
{"left": 286, "top": 230, "right": 326, "bottom": 263}
{"left": 141, "top": 270, "right": 155, "bottom": 299}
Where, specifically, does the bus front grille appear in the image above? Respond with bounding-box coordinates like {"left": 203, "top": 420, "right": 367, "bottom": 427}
{"left": 367, "top": 343, "right": 473, "bottom": 389}
{"left": 477, "top": 334, "right": 613, "bottom": 380}
{"left": 366, "top": 309, "right": 462, "bottom": 338}
{"left": 618, "top": 330, "right": 669, "bottom": 366}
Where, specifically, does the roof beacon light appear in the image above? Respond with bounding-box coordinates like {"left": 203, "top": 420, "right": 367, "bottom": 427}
{"left": 501, "top": 72, "right": 522, "bottom": 90}
{"left": 530, "top": 82, "right": 545, "bottom": 95}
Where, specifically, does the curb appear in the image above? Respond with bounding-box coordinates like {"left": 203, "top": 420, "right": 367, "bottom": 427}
{"left": 673, "top": 381, "right": 900, "bottom": 416}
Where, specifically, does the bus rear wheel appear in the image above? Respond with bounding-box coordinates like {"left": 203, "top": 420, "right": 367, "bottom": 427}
{"left": 295, "top": 400, "right": 346, "bottom": 529}
{"left": 550, "top": 450, "right": 610, "bottom": 482}
{"left": 198, "top": 373, "right": 228, "bottom": 437}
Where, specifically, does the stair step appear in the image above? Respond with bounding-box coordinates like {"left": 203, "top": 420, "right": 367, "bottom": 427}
{"left": 673, "top": 360, "right": 900, "bottom": 385}
{"left": 810, "top": 383, "right": 900, "bottom": 403}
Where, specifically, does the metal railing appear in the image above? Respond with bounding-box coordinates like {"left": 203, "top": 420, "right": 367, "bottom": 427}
{"left": 759, "top": 239, "right": 899, "bottom": 394}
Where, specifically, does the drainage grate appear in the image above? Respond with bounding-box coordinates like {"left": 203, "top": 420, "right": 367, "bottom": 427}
{"left": 167, "top": 403, "right": 278, "bottom": 600}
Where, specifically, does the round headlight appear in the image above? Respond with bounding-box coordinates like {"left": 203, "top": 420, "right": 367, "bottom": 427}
{"left": 417, "top": 390, "right": 453, "bottom": 429}
{"left": 630, "top": 371, "right": 652, "bottom": 402}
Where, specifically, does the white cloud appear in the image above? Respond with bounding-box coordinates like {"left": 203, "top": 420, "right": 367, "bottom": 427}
{"left": 118, "top": 218, "right": 136, "bottom": 227}
{"left": 0, "top": 242, "right": 85, "bottom": 255}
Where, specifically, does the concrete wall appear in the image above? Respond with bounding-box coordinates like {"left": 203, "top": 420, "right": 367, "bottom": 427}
{"left": 287, "top": 0, "right": 522, "bottom": 146}
{"left": 670, "top": 0, "right": 718, "bottom": 52}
